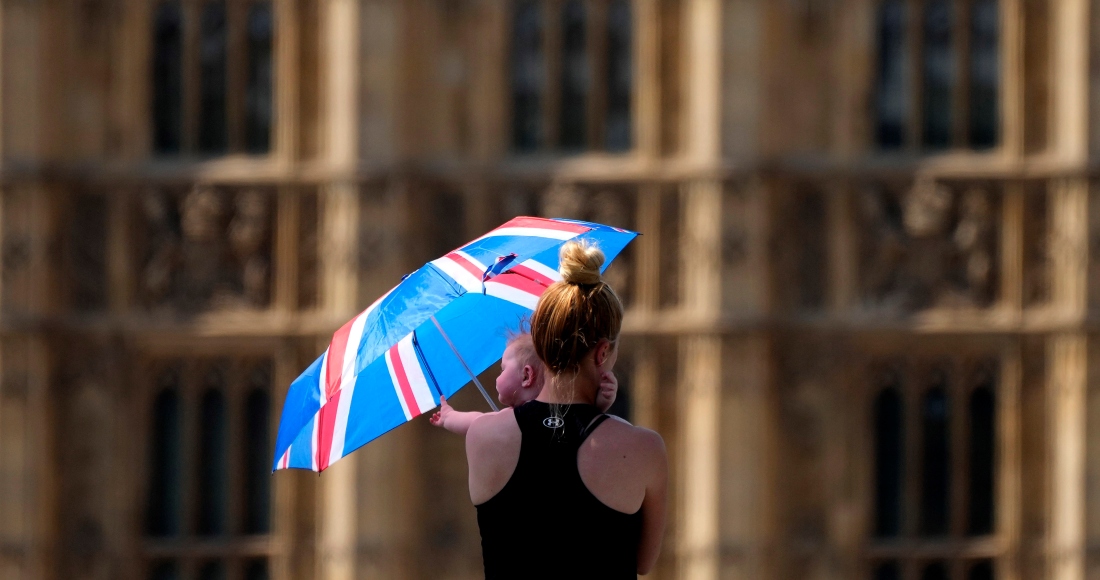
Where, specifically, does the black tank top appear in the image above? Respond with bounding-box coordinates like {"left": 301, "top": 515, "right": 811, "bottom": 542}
{"left": 475, "top": 401, "right": 643, "bottom": 580}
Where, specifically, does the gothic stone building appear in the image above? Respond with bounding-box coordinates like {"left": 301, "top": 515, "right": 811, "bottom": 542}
{"left": 0, "top": 1, "right": 1095, "bottom": 580}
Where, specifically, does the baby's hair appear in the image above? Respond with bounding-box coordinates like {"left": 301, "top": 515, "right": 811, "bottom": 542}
{"left": 505, "top": 332, "right": 541, "bottom": 373}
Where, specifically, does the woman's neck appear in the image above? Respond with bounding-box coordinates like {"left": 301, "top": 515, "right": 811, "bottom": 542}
{"left": 535, "top": 372, "right": 598, "bottom": 405}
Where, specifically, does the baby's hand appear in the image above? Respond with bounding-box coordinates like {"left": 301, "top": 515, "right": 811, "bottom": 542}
{"left": 430, "top": 396, "right": 453, "bottom": 428}
{"left": 596, "top": 371, "right": 618, "bottom": 413}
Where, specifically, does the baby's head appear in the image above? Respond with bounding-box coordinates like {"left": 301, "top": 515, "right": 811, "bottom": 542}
{"left": 496, "top": 332, "right": 545, "bottom": 407}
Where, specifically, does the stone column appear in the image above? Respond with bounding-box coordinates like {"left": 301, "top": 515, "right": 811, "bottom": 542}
{"left": 317, "top": 0, "right": 364, "bottom": 563}
{"left": 1049, "top": 334, "right": 1087, "bottom": 580}
{"left": 676, "top": 181, "right": 723, "bottom": 580}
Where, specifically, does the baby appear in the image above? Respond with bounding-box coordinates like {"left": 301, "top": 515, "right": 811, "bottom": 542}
{"left": 431, "top": 332, "right": 618, "bottom": 434}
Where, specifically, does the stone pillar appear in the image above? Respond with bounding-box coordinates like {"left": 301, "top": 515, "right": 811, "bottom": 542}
{"left": 1047, "top": 178, "right": 1089, "bottom": 580}
{"left": 316, "top": 7, "right": 363, "bottom": 557}
{"left": 677, "top": 181, "right": 723, "bottom": 580}
{"left": 1049, "top": 334, "right": 1087, "bottom": 580}
{"left": 316, "top": 185, "right": 361, "bottom": 580}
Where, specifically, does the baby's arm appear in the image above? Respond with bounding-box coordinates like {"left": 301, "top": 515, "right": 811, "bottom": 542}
{"left": 430, "top": 396, "right": 485, "bottom": 435}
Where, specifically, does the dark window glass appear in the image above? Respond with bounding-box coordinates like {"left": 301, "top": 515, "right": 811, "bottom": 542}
{"left": 146, "top": 372, "right": 182, "bottom": 537}
{"left": 605, "top": 0, "right": 632, "bottom": 151}
{"left": 968, "top": 384, "right": 996, "bottom": 535}
{"left": 874, "top": 561, "right": 900, "bottom": 580}
{"left": 198, "top": 561, "right": 226, "bottom": 580}
{"left": 511, "top": 0, "right": 544, "bottom": 151}
{"left": 149, "top": 560, "right": 180, "bottom": 580}
{"left": 559, "top": 0, "right": 588, "bottom": 150}
{"left": 873, "top": 386, "right": 905, "bottom": 537}
{"left": 243, "top": 368, "right": 272, "bottom": 533}
{"left": 922, "top": 562, "right": 950, "bottom": 580}
{"left": 197, "top": 380, "right": 228, "bottom": 535}
{"left": 922, "top": 0, "right": 955, "bottom": 149}
{"left": 245, "top": 2, "right": 274, "bottom": 153}
{"left": 152, "top": 2, "right": 183, "bottom": 154}
{"left": 968, "top": 0, "right": 999, "bottom": 148}
{"left": 198, "top": 1, "right": 228, "bottom": 154}
{"left": 244, "top": 559, "right": 270, "bottom": 580}
{"left": 920, "top": 383, "right": 951, "bottom": 536}
{"left": 875, "top": 0, "right": 908, "bottom": 149}
{"left": 969, "top": 560, "right": 995, "bottom": 580}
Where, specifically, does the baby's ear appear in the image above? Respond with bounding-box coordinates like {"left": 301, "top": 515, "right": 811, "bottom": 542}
{"left": 521, "top": 364, "right": 536, "bottom": 388}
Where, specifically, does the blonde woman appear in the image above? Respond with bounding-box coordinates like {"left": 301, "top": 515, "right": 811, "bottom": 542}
{"left": 466, "top": 241, "right": 668, "bottom": 579}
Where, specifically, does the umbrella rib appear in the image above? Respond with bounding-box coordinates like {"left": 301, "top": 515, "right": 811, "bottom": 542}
{"left": 429, "top": 315, "right": 500, "bottom": 412}
{"left": 411, "top": 329, "right": 445, "bottom": 400}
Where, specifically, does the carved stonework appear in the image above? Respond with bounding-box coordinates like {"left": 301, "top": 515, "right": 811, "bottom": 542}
{"left": 857, "top": 180, "right": 999, "bottom": 311}
{"left": 137, "top": 186, "right": 274, "bottom": 312}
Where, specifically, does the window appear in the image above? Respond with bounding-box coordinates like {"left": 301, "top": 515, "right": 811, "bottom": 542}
{"left": 144, "top": 358, "right": 274, "bottom": 580}
{"left": 869, "top": 358, "right": 999, "bottom": 579}
{"left": 873, "top": 0, "right": 1000, "bottom": 151}
{"left": 510, "top": 0, "right": 634, "bottom": 153}
{"left": 152, "top": 0, "right": 274, "bottom": 156}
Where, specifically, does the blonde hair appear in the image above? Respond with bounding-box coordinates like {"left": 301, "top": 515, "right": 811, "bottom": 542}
{"left": 530, "top": 240, "right": 623, "bottom": 376}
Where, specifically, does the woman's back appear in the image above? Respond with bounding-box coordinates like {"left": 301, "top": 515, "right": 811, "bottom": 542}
{"left": 467, "top": 402, "right": 667, "bottom": 578}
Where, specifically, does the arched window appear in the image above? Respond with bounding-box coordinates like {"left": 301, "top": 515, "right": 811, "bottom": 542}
{"left": 873, "top": 0, "right": 1000, "bottom": 151}
{"left": 196, "top": 385, "right": 228, "bottom": 536}
{"left": 243, "top": 366, "right": 272, "bottom": 534}
{"left": 874, "top": 0, "right": 908, "bottom": 149}
{"left": 146, "top": 370, "right": 182, "bottom": 537}
{"left": 867, "top": 358, "right": 1002, "bottom": 580}
{"left": 152, "top": 3, "right": 184, "bottom": 154}
{"left": 919, "top": 382, "right": 951, "bottom": 536}
{"left": 921, "top": 0, "right": 954, "bottom": 149}
{"left": 245, "top": 2, "right": 274, "bottom": 153}
{"left": 150, "top": 0, "right": 275, "bottom": 157}
{"left": 921, "top": 562, "right": 949, "bottom": 580}
{"left": 968, "top": 383, "right": 996, "bottom": 535}
{"left": 605, "top": 0, "right": 633, "bottom": 151}
{"left": 143, "top": 357, "right": 275, "bottom": 579}
{"left": 510, "top": 0, "right": 634, "bottom": 154}
{"left": 510, "top": 0, "right": 544, "bottom": 152}
{"left": 873, "top": 385, "right": 904, "bottom": 537}
{"left": 559, "top": 0, "right": 588, "bottom": 150}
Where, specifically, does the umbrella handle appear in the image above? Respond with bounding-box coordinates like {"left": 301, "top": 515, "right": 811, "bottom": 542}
{"left": 429, "top": 315, "right": 500, "bottom": 412}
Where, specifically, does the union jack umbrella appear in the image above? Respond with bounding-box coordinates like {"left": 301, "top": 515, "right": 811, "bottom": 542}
{"left": 273, "top": 216, "right": 638, "bottom": 472}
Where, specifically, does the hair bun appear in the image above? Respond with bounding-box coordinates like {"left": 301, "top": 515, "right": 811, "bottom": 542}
{"left": 558, "top": 240, "right": 604, "bottom": 285}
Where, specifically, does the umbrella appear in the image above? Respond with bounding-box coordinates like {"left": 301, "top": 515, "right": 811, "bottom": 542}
{"left": 273, "top": 216, "right": 638, "bottom": 472}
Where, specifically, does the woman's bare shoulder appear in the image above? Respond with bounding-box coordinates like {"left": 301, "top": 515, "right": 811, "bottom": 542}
{"left": 466, "top": 408, "right": 519, "bottom": 451}
{"left": 596, "top": 419, "right": 666, "bottom": 460}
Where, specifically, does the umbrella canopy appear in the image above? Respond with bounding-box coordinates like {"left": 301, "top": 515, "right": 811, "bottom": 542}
{"left": 273, "top": 216, "right": 638, "bottom": 472}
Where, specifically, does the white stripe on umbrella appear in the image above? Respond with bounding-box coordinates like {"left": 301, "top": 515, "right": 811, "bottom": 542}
{"left": 317, "top": 348, "right": 330, "bottom": 407}
{"left": 431, "top": 255, "right": 483, "bottom": 293}
{"left": 327, "top": 382, "right": 357, "bottom": 467}
{"left": 484, "top": 280, "right": 541, "bottom": 310}
{"left": 396, "top": 334, "right": 437, "bottom": 415}
{"left": 474, "top": 226, "right": 579, "bottom": 242}
{"left": 385, "top": 347, "right": 413, "bottom": 420}
{"left": 518, "top": 259, "right": 563, "bottom": 283}
{"left": 310, "top": 415, "right": 320, "bottom": 472}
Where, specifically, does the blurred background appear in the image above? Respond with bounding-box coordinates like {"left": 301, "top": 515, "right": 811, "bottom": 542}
{"left": 0, "top": 0, "right": 1092, "bottom": 579}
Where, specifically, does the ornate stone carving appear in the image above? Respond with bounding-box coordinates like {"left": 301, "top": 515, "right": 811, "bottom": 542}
{"left": 857, "top": 180, "right": 998, "bottom": 311}
{"left": 138, "top": 186, "right": 273, "bottom": 312}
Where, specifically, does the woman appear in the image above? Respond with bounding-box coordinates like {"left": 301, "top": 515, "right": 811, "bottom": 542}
{"left": 466, "top": 240, "right": 668, "bottom": 579}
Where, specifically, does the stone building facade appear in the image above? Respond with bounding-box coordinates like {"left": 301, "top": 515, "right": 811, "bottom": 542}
{"left": 0, "top": 0, "right": 1096, "bottom": 579}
